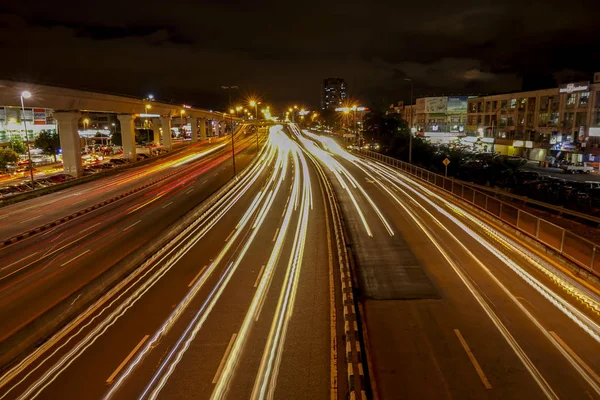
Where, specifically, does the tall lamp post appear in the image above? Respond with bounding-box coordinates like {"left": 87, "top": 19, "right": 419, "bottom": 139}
{"left": 20, "top": 91, "right": 34, "bottom": 185}
{"left": 249, "top": 100, "right": 259, "bottom": 121}
{"left": 404, "top": 78, "right": 414, "bottom": 163}
{"left": 145, "top": 104, "right": 152, "bottom": 143}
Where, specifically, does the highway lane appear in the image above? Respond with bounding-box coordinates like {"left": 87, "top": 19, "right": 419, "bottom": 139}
{"left": 0, "top": 127, "right": 248, "bottom": 240}
{"left": 301, "top": 129, "right": 600, "bottom": 399}
{"left": 0, "top": 129, "right": 263, "bottom": 364}
{"left": 0, "top": 125, "right": 345, "bottom": 400}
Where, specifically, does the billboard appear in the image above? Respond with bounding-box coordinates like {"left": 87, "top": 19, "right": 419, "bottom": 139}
{"left": 425, "top": 97, "right": 447, "bottom": 113}
{"left": 446, "top": 96, "right": 468, "bottom": 113}
{"left": 34, "top": 108, "right": 46, "bottom": 125}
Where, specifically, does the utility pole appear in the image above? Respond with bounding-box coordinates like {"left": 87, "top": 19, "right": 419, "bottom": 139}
{"left": 404, "top": 78, "right": 414, "bottom": 164}
{"left": 221, "top": 85, "right": 238, "bottom": 176}
{"left": 20, "top": 91, "right": 34, "bottom": 186}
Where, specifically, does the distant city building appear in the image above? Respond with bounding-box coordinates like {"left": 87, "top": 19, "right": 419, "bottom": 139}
{"left": 321, "top": 78, "right": 347, "bottom": 110}
{"left": 389, "top": 74, "right": 600, "bottom": 166}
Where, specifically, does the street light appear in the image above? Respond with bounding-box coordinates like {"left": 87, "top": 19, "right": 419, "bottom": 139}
{"left": 20, "top": 91, "right": 34, "bottom": 186}
{"left": 249, "top": 99, "right": 259, "bottom": 120}
{"left": 221, "top": 85, "right": 239, "bottom": 176}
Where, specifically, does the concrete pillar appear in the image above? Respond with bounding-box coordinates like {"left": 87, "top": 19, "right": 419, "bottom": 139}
{"left": 117, "top": 114, "right": 136, "bottom": 161}
{"left": 212, "top": 120, "right": 218, "bottom": 137}
{"left": 190, "top": 117, "right": 199, "bottom": 142}
{"left": 199, "top": 119, "right": 207, "bottom": 141}
{"left": 221, "top": 121, "right": 227, "bottom": 136}
{"left": 54, "top": 112, "right": 82, "bottom": 177}
{"left": 160, "top": 116, "right": 172, "bottom": 149}
{"left": 151, "top": 118, "right": 161, "bottom": 145}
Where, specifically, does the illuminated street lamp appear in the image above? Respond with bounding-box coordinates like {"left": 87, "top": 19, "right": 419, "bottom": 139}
{"left": 249, "top": 99, "right": 260, "bottom": 120}
{"left": 19, "top": 91, "right": 34, "bottom": 185}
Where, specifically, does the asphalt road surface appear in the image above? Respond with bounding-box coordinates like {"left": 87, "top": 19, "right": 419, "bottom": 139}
{"left": 300, "top": 129, "right": 600, "bottom": 399}
{"left": 0, "top": 125, "right": 348, "bottom": 400}
{"left": 4, "top": 124, "right": 598, "bottom": 400}
{"left": 0, "top": 128, "right": 263, "bottom": 357}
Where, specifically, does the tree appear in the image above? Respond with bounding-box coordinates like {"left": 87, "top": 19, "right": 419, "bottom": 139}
{"left": 0, "top": 149, "right": 19, "bottom": 172}
{"left": 9, "top": 136, "right": 28, "bottom": 154}
{"left": 34, "top": 130, "right": 61, "bottom": 162}
{"left": 111, "top": 132, "right": 122, "bottom": 147}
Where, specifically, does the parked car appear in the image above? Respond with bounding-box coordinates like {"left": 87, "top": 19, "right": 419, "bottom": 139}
{"left": 48, "top": 174, "right": 75, "bottom": 183}
{"left": 0, "top": 187, "right": 16, "bottom": 197}
{"left": 560, "top": 162, "right": 594, "bottom": 174}
{"left": 110, "top": 158, "right": 129, "bottom": 165}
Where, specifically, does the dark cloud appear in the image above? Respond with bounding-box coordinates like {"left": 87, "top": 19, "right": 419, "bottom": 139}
{"left": 0, "top": 0, "right": 598, "bottom": 111}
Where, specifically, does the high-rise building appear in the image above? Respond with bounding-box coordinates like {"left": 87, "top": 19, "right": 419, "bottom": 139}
{"left": 321, "top": 78, "right": 347, "bottom": 110}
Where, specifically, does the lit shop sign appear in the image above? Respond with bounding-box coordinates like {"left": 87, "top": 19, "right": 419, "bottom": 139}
{"left": 559, "top": 82, "right": 590, "bottom": 94}
{"left": 513, "top": 140, "right": 533, "bottom": 148}
{"left": 335, "top": 107, "right": 368, "bottom": 112}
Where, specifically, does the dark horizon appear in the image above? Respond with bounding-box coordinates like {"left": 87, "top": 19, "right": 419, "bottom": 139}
{"left": 0, "top": 0, "right": 598, "bottom": 111}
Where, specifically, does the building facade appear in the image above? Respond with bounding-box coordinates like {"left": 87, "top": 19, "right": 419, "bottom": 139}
{"left": 466, "top": 78, "right": 600, "bottom": 163}
{"left": 321, "top": 78, "right": 347, "bottom": 110}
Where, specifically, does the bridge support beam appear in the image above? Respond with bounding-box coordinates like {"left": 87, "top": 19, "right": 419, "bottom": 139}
{"left": 117, "top": 114, "right": 136, "bottom": 161}
{"left": 151, "top": 118, "right": 161, "bottom": 145}
{"left": 199, "top": 118, "right": 207, "bottom": 141}
{"left": 160, "top": 116, "right": 172, "bottom": 149}
{"left": 190, "top": 117, "right": 199, "bottom": 142}
{"left": 53, "top": 112, "right": 82, "bottom": 178}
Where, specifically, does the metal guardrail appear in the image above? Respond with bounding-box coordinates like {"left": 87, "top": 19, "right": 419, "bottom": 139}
{"left": 359, "top": 149, "right": 600, "bottom": 277}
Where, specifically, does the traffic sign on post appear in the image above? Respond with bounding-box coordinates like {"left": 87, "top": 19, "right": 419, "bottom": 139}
{"left": 443, "top": 158, "right": 450, "bottom": 177}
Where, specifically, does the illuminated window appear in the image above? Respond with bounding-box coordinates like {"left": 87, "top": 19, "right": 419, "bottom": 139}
{"left": 580, "top": 92, "right": 590, "bottom": 106}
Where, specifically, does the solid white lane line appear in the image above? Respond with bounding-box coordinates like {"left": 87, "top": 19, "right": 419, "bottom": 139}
{"left": 122, "top": 220, "right": 142, "bottom": 232}
{"left": 188, "top": 265, "right": 208, "bottom": 288}
{"left": 1, "top": 252, "right": 39, "bottom": 271}
{"left": 162, "top": 201, "right": 174, "bottom": 209}
{"left": 20, "top": 215, "right": 41, "bottom": 224}
{"left": 79, "top": 222, "right": 101, "bottom": 234}
{"left": 549, "top": 331, "right": 600, "bottom": 386}
{"left": 253, "top": 265, "right": 266, "bottom": 288}
{"left": 106, "top": 335, "right": 149, "bottom": 384}
{"left": 212, "top": 334, "right": 237, "bottom": 384}
{"left": 272, "top": 228, "right": 279, "bottom": 242}
{"left": 224, "top": 229, "right": 235, "bottom": 242}
{"left": 454, "top": 329, "right": 492, "bottom": 389}
{"left": 60, "top": 249, "right": 91, "bottom": 267}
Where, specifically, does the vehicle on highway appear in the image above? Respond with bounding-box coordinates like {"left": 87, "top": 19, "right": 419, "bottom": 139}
{"left": 560, "top": 162, "right": 593, "bottom": 174}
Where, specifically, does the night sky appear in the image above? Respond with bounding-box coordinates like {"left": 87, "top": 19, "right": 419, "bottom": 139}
{"left": 1, "top": 0, "right": 598, "bottom": 111}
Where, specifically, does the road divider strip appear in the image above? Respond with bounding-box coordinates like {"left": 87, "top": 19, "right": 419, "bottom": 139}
{"left": 302, "top": 144, "right": 368, "bottom": 400}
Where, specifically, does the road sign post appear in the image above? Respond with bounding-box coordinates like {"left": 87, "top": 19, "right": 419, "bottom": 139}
{"left": 443, "top": 157, "right": 450, "bottom": 177}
